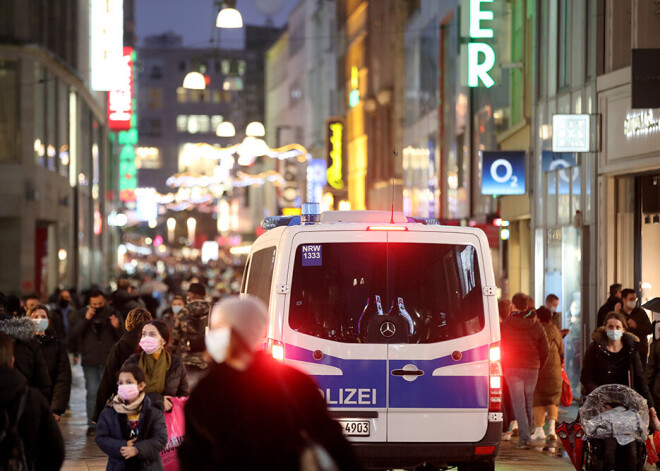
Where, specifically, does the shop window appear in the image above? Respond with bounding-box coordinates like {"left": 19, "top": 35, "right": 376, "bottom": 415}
{"left": 0, "top": 60, "right": 18, "bottom": 162}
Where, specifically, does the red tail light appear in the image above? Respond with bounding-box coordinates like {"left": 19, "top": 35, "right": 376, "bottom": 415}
{"left": 267, "top": 338, "right": 285, "bottom": 361}
{"left": 366, "top": 225, "right": 408, "bottom": 231}
{"left": 489, "top": 342, "right": 502, "bottom": 412}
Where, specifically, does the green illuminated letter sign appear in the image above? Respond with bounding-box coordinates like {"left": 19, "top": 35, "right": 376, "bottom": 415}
{"left": 467, "top": 0, "right": 496, "bottom": 88}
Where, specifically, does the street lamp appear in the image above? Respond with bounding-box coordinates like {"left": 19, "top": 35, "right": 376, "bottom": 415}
{"left": 216, "top": 1, "right": 243, "bottom": 28}
{"left": 167, "top": 217, "right": 176, "bottom": 243}
{"left": 183, "top": 71, "right": 206, "bottom": 90}
{"left": 187, "top": 217, "right": 197, "bottom": 244}
{"left": 216, "top": 121, "right": 237, "bottom": 137}
{"left": 245, "top": 121, "right": 266, "bottom": 137}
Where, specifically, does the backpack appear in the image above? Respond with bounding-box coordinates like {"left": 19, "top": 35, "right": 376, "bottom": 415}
{"left": 0, "top": 386, "right": 30, "bottom": 471}
{"left": 186, "top": 313, "right": 208, "bottom": 353}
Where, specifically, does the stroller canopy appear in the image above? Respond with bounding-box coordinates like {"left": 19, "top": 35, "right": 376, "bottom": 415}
{"left": 579, "top": 384, "right": 650, "bottom": 445}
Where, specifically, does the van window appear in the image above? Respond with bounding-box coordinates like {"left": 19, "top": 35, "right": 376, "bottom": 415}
{"left": 245, "top": 247, "right": 275, "bottom": 308}
{"left": 289, "top": 242, "right": 484, "bottom": 343}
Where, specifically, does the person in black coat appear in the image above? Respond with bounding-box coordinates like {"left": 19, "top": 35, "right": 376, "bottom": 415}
{"left": 111, "top": 280, "right": 145, "bottom": 320}
{"left": 96, "top": 364, "right": 168, "bottom": 471}
{"left": 179, "top": 296, "right": 363, "bottom": 471}
{"left": 596, "top": 283, "right": 623, "bottom": 328}
{"left": 49, "top": 289, "right": 77, "bottom": 344}
{"left": 0, "top": 312, "right": 51, "bottom": 399}
{"left": 0, "top": 332, "right": 64, "bottom": 471}
{"left": 27, "top": 304, "right": 72, "bottom": 420}
{"left": 93, "top": 308, "right": 153, "bottom": 423}
{"left": 122, "top": 320, "right": 189, "bottom": 412}
{"left": 68, "top": 289, "right": 124, "bottom": 432}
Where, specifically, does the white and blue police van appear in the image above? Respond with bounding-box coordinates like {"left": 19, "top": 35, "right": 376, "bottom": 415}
{"left": 241, "top": 208, "right": 502, "bottom": 470}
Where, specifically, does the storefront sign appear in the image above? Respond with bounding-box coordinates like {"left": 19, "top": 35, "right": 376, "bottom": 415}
{"left": 118, "top": 128, "right": 138, "bottom": 202}
{"left": 632, "top": 49, "right": 660, "bottom": 109}
{"left": 481, "top": 151, "right": 525, "bottom": 195}
{"left": 90, "top": 0, "right": 123, "bottom": 91}
{"left": 624, "top": 110, "right": 660, "bottom": 138}
{"left": 108, "top": 47, "right": 134, "bottom": 131}
{"left": 552, "top": 114, "right": 592, "bottom": 152}
{"left": 326, "top": 119, "right": 344, "bottom": 190}
{"left": 463, "top": 0, "right": 497, "bottom": 88}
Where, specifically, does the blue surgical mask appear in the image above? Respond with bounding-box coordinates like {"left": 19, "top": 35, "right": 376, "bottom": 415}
{"left": 32, "top": 318, "right": 49, "bottom": 333}
{"left": 607, "top": 329, "right": 623, "bottom": 341}
{"left": 172, "top": 305, "right": 183, "bottom": 315}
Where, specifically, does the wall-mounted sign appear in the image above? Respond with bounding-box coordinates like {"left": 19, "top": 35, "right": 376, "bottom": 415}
{"left": 349, "top": 66, "right": 360, "bottom": 107}
{"left": 326, "top": 118, "right": 344, "bottom": 190}
{"left": 481, "top": 151, "right": 526, "bottom": 195}
{"left": 118, "top": 128, "right": 138, "bottom": 202}
{"left": 632, "top": 49, "right": 660, "bottom": 109}
{"left": 624, "top": 109, "right": 660, "bottom": 138}
{"left": 552, "top": 114, "right": 594, "bottom": 152}
{"left": 108, "top": 47, "right": 134, "bottom": 131}
{"left": 460, "top": 0, "right": 497, "bottom": 88}
{"left": 90, "top": 0, "right": 124, "bottom": 91}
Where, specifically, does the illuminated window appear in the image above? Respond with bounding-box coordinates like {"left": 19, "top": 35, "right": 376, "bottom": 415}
{"left": 211, "top": 115, "right": 224, "bottom": 130}
{"left": 135, "top": 147, "right": 162, "bottom": 169}
{"left": 187, "top": 115, "right": 210, "bottom": 134}
{"left": 176, "top": 87, "right": 187, "bottom": 103}
{"left": 190, "top": 90, "right": 202, "bottom": 103}
{"left": 148, "top": 87, "right": 163, "bottom": 110}
{"left": 176, "top": 115, "right": 187, "bottom": 132}
{"left": 212, "top": 90, "right": 222, "bottom": 103}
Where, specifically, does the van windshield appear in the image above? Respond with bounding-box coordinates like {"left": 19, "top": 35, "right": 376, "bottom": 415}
{"left": 288, "top": 242, "right": 485, "bottom": 344}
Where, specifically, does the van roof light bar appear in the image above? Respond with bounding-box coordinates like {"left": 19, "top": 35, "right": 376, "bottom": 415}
{"left": 261, "top": 215, "right": 301, "bottom": 230}
{"left": 406, "top": 217, "right": 440, "bottom": 225}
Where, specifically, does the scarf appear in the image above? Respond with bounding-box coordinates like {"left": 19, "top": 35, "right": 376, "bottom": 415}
{"left": 111, "top": 392, "right": 145, "bottom": 415}
{"left": 138, "top": 349, "right": 171, "bottom": 394}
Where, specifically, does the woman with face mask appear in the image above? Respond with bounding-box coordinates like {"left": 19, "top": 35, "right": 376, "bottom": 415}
{"left": 160, "top": 295, "right": 185, "bottom": 330}
{"left": 27, "top": 304, "right": 72, "bottom": 422}
{"left": 122, "top": 320, "right": 189, "bottom": 412}
{"left": 93, "top": 308, "right": 153, "bottom": 424}
{"left": 581, "top": 312, "right": 658, "bottom": 422}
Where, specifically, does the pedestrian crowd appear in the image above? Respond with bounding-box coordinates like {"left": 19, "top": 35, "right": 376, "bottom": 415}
{"left": 0, "top": 269, "right": 361, "bottom": 471}
{"left": 499, "top": 283, "right": 660, "bottom": 466}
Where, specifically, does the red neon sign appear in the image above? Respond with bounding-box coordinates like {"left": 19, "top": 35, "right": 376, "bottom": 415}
{"left": 107, "top": 47, "right": 134, "bottom": 131}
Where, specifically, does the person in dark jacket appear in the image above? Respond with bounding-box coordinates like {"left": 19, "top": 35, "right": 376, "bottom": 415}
{"left": 500, "top": 292, "right": 550, "bottom": 449}
{"left": 96, "top": 363, "right": 168, "bottom": 471}
{"left": 646, "top": 336, "right": 660, "bottom": 420}
{"left": 68, "top": 289, "right": 124, "bottom": 434}
{"left": 179, "top": 296, "right": 363, "bottom": 471}
{"left": 597, "top": 283, "right": 622, "bottom": 328}
{"left": 122, "top": 320, "right": 189, "bottom": 412}
{"left": 111, "top": 279, "right": 145, "bottom": 320}
{"left": 581, "top": 312, "right": 658, "bottom": 470}
{"left": 93, "top": 308, "right": 153, "bottom": 423}
{"left": 27, "top": 304, "right": 72, "bottom": 421}
{"left": 0, "top": 312, "right": 51, "bottom": 399}
{"left": 49, "top": 289, "right": 76, "bottom": 343}
{"left": 621, "top": 288, "right": 653, "bottom": 368}
{"left": 0, "top": 331, "right": 64, "bottom": 471}
{"left": 531, "top": 303, "right": 564, "bottom": 442}
{"left": 160, "top": 295, "right": 185, "bottom": 329}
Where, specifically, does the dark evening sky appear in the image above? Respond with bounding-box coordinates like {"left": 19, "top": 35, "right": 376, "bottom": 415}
{"left": 136, "top": 0, "right": 299, "bottom": 48}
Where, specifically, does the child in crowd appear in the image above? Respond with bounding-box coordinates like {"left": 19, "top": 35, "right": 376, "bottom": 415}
{"left": 96, "top": 364, "right": 168, "bottom": 471}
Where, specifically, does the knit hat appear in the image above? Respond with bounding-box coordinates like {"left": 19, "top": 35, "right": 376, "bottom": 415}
{"left": 210, "top": 296, "right": 268, "bottom": 351}
{"left": 187, "top": 283, "right": 206, "bottom": 297}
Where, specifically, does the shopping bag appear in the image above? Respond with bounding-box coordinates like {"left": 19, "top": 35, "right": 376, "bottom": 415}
{"left": 654, "top": 429, "right": 660, "bottom": 452}
{"left": 160, "top": 397, "right": 188, "bottom": 471}
{"left": 647, "top": 436, "right": 659, "bottom": 465}
{"left": 561, "top": 367, "right": 573, "bottom": 407}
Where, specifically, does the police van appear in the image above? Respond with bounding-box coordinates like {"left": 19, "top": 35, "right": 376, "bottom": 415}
{"left": 241, "top": 209, "right": 502, "bottom": 470}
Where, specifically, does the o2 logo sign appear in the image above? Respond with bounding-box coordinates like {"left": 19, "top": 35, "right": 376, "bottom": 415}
{"left": 481, "top": 151, "right": 526, "bottom": 195}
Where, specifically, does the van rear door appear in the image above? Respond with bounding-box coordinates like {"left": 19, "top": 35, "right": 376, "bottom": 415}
{"left": 385, "top": 230, "right": 491, "bottom": 442}
{"left": 283, "top": 230, "right": 389, "bottom": 442}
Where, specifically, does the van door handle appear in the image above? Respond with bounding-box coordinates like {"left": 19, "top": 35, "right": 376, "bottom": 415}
{"left": 391, "top": 364, "right": 425, "bottom": 381}
{"left": 391, "top": 369, "right": 424, "bottom": 376}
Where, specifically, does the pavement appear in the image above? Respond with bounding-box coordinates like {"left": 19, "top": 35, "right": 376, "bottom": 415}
{"left": 53, "top": 364, "right": 617, "bottom": 470}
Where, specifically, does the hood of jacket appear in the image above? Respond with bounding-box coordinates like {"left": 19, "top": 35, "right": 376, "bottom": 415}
{"left": 111, "top": 288, "right": 139, "bottom": 306}
{"left": 118, "top": 328, "right": 141, "bottom": 348}
{"left": 0, "top": 365, "right": 28, "bottom": 403}
{"left": 592, "top": 326, "right": 639, "bottom": 347}
{"left": 0, "top": 316, "right": 37, "bottom": 341}
{"left": 502, "top": 311, "right": 538, "bottom": 330}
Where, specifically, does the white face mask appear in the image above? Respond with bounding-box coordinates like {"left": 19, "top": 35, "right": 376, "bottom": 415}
{"left": 548, "top": 306, "right": 557, "bottom": 313}
{"left": 626, "top": 301, "right": 637, "bottom": 309}
{"left": 205, "top": 327, "right": 231, "bottom": 364}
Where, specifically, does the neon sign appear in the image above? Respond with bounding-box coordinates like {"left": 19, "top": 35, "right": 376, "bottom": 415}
{"left": 326, "top": 120, "right": 344, "bottom": 190}
{"left": 466, "top": 0, "right": 496, "bottom": 88}
{"left": 90, "top": 0, "right": 123, "bottom": 91}
{"left": 108, "top": 47, "right": 134, "bottom": 131}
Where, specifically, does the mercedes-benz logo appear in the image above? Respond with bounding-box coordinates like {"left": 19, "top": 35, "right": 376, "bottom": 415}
{"left": 380, "top": 321, "right": 396, "bottom": 338}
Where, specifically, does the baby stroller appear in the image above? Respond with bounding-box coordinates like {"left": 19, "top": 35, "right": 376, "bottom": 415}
{"left": 578, "top": 384, "right": 648, "bottom": 471}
